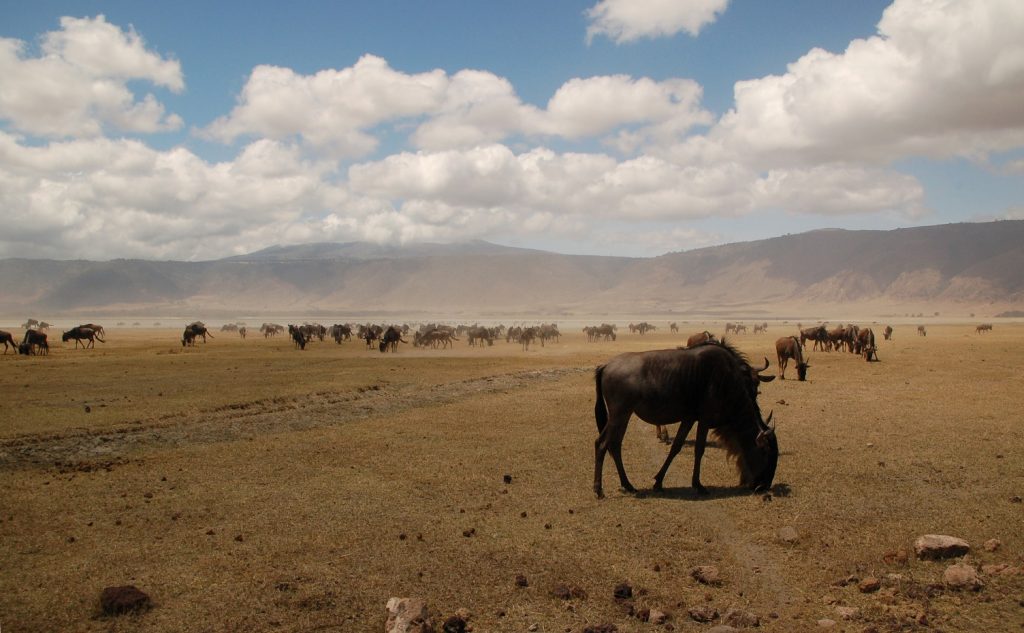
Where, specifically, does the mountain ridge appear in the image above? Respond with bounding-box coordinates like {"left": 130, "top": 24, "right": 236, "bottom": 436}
{"left": 2, "top": 221, "right": 1022, "bottom": 318}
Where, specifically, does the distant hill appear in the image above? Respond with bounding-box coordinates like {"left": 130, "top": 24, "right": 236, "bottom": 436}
{"left": 1, "top": 221, "right": 1022, "bottom": 319}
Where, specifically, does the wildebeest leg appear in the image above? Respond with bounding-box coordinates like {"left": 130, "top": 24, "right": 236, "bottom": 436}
{"left": 778, "top": 355, "right": 786, "bottom": 379}
{"left": 652, "top": 419, "right": 695, "bottom": 491}
{"left": 691, "top": 423, "right": 711, "bottom": 495}
{"left": 594, "top": 411, "right": 635, "bottom": 497}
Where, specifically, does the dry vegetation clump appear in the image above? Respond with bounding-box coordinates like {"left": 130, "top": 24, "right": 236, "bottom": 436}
{"left": 1, "top": 323, "right": 1022, "bottom": 631}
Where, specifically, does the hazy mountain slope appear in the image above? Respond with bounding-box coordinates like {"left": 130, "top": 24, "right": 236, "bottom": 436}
{"left": 1, "top": 221, "right": 1021, "bottom": 317}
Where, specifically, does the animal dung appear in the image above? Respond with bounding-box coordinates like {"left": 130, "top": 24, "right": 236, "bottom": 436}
{"left": 503, "top": 474, "right": 513, "bottom": 484}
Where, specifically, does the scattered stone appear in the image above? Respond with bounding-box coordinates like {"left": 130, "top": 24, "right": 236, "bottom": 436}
{"left": 462, "top": 528, "right": 475, "bottom": 538}
{"left": 85, "top": 405, "right": 91, "bottom": 413}
{"left": 503, "top": 474, "right": 512, "bottom": 484}
{"left": 205, "top": 529, "right": 215, "bottom": 535}
{"left": 914, "top": 534, "right": 970, "bottom": 560}
{"left": 550, "top": 584, "right": 587, "bottom": 600}
{"left": 688, "top": 604, "right": 718, "bottom": 623}
{"left": 943, "top": 562, "right": 983, "bottom": 591}
{"left": 613, "top": 582, "right": 633, "bottom": 600}
{"left": 691, "top": 565, "right": 722, "bottom": 586}
{"left": 582, "top": 625, "right": 617, "bottom": 633}
{"left": 385, "top": 597, "right": 432, "bottom": 633}
{"left": 858, "top": 577, "right": 881, "bottom": 593}
{"left": 981, "top": 563, "right": 1008, "bottom": 575}
{"left": 834, "top": 606, "right": 860, "bottom": 620}
{"left": 515, "top": 574, "right": 529, "bottom": 588}
{"left": 777, "top": 526, "right": 799, "bottom": 544}
{"left": 983, "top": 538, "right": 1002, "bottom": 552}
{"left": 882, "top": 550, "right": 908, "bottom": 565}
{"left": 648, "top": 609, "right": 667, "bottom": 625}
{"left": 722, "top": 608, "right": 759, "bottom": 627}
{"left": 442, "top": 615, "right": 466, "bottom": 633}
{"left": 528, "top": 625, "right": 538, "bottom": 632}
{"left": 816, "top": 618, "right": 836, "bottom": 628}
{"left": 234, "top": 534, "right": 244, "bottom": 542}
{"left": 100, "top": 585, "right": 151, "bottom": 616}
{"left": 1011, "top": 496, "right": 1022, "bottom": 503}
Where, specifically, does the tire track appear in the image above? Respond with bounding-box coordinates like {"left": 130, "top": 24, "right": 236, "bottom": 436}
{"left": 0, "top": 367, "right": 589, "bottom": 470}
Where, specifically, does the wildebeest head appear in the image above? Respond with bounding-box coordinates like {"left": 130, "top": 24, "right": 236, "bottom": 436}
{"left": 795, "top": 359, "right": 810, "bottom": 381}
{"left": 743, "top": 411, "right": 778, "bottom": 492}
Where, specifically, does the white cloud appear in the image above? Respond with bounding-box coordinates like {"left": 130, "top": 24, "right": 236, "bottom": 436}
{"left": 586, "top": 0, "right": 729, "bottom": 44}
{"left": 701, "top": 0, "right": 1024, "bottom": 166}
{"left": 753, "top": 166, "right": 925, "bottom": 217}
{"left": 204, "top": 55, "right": 448, "bottom": 157}
{"left": 0, "top": 16, "right": 183, "bottom": 138}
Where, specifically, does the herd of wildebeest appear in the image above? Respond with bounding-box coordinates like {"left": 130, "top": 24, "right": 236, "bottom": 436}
{"left": 0, "top": 315, "right": 999, "bottom": 498}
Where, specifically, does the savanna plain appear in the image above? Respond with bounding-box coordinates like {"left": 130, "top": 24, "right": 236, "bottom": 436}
{"left": 1, "top": 321, "right": 1022, "bottom": 632}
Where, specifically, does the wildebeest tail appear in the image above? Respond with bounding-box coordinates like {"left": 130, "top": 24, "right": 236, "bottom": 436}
{"left": 594, "top": 365, "right": 608, "bottom": 432}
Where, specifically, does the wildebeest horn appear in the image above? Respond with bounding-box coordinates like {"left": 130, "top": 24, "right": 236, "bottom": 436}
{"left": 759, "top": 357, "right": 770, "bottom": 372}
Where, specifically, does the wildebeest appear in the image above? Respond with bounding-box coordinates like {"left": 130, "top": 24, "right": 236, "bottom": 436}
{"left": 593, "top": 341, "right": 778, "bottom": 498}
{"left": 669, "top": 322, "right": 679, "bottom": 333}
{"left": 1, "top": 330, "right": 16, "bottom": 354}
{"left": 331, "top": 324, "right": 352, "bottom": 343}
{"left": 917, "top": 325, "right": 927, "bottom": 337}
{"left": 775, "top": 336, "right": 809, "bottom": 380}
{"left": 239, "top": 326, "right": 247, "bottom": 339}
{"left": 976, "top": 323, "right": 993, "bottom": 334}
{"left": 883, "top": 325, "right": 893, "bottom": 340}
{"left": 800, "top": 325, "right": 828, "bottom": 351}
{"left": 379, "top": 326, "right": 407, "bottom": 353}
{"left": 182, "top": 322, "right": 212, "bottom": 347}
{"left": 62, "top": 326, "right": 104, "bottom": 349}
{"left": 19, "top": 329, "right": 49, "bottom": 355}
{"left": 685, "top": 331, "right": 717, "bottom": 348}
{"left": 858, "top": 328, "right": 878, "bottom": 362}
{"left": 76, "top": 323, "right": 106, "bottom": 339}
{"left": 289, "top": 325, "right": 307, "bottom": 350}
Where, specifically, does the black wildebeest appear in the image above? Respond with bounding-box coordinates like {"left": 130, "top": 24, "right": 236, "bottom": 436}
{"left": 379, "top": 326, "right": 407, "bottom": 353}
{"left": 182, "top": 322, "right": 212, "bottom": 347}
{"left": 62, "top": 326, "right": 105, "bottom": 349}
{"left": 593, "top": 341, "right": 778, "bottom": 498}
{"left": 19, "top": 329, "right": 49, "bottom": 355}
{"left": 0, "top": 330, "right": 16, "bottom": 354}
{"left": 775, "top": 336, "right": 809, "bottom": 380}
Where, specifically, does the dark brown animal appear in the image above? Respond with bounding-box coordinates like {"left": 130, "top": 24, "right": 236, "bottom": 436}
{"left": 775, "top": 336, "right": 809, "bottom": 380}
{"left": 883, "top": 325, "right": 893, "bottom": 340}
{"left": 917, "top": 325, "right": 927, "bottom": 337}
{"left": 0, "top": 330, "right": 16, "bottom": 354}
{"left": 858, "top": 328, "right": 878, "bottom": 362}
{"left": 593, "top": 341, "right": 778, "bottom": 498}
{"left": 800, "top": 325, "right": 828, "bottom": 351}
{"left": 182, "top": 322, "right": 212, "bottom": 347}
{"left": 62, "top": 326, "right": 104, "bottom": 349}
{"left": 19, "top": 329, "right": 49, "bottom": 355}
{"left": 379, "top": 326, "right": 407, "bottom": 353}
{"left": 976, "top": 323, "right": 992, "bottom": 334}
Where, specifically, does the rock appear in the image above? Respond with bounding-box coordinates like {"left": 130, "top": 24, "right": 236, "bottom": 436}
{"left": 816, "top": 618, "right": 836, "bottom": 628}
{"left": 858, "top": 577, "right": 881, "bottom": 593}
{"left": 648, "top": 609, "right": 667, "bottom": 625}
{"left": 882, "top": 549, "right": 908, "bottom": 565}
{"left": 550, "top": 584, "right": 586, "bottom": 600}
{"left": 385, "top": 597, "right": 433, "bottom": 633}
{"left": 943, "top": 562, "right": 983, "bottom": 591}
{"left": 722, "top": 608, "right": 759, "bottom": 627}
{"left": 983, "top": 538, "right": 1002, "bottom": 552}
{"left": 834, "top": 606, "right": 860, "bottom": 620}
{"left": 914, "top": 534, "right": 970, "bottom": 560}
{"left": 613, "top": 582, "right": 633, "bottom": 600}
{"left": 442, "top": 616, "right": 466, "bottom": 633}
{"left": 515, "top": 574, "right": 529, "bottom": 587}
{"left": 688, "top": 604, "right": 718, "bottom": 623}
{"left": 582, "top": 625, "right": 617, "bottom": 633}
{"left": 777, "top": 526, "right": 799, "bottom": 544}
{"left": 691, "top": 565, "right": 722, "bottom": 586}
{"left": 981, "top": 563, "right": 1008, "bottom": 575}
{"left": 503, "top": 474, "right": 512, "bottom": 484}
{"left": 100, "top": 585, "right": 151, "bottom": 616}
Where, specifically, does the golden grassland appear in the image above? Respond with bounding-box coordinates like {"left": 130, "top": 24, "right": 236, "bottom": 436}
{"left": 1, "top": 323, "right": 1023, "bottom": 632}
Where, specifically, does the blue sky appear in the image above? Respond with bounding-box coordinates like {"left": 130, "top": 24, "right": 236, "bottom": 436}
{"left": 1, "top": 0, "right": 1022, "bottom": 260}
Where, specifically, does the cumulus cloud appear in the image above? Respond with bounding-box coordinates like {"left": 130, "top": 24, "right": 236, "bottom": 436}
{"left": 586, "top": 0, "right": 729, "bottom": 44}
{"left": 0, "top": 15, "right": 183, "bottom": 138}
{"left": 700, "top": 0, "right": 1024, "bottom": 166}
{"left": 752, "top": 166, "right": 925, "bottom": 217}
{"left": 203, "top": 55, "right": 448, "bottom": 157}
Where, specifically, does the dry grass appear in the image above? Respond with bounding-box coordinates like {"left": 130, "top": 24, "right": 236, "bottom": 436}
{"left": 1, "top": 322, "right": 1022, "bottom": 632}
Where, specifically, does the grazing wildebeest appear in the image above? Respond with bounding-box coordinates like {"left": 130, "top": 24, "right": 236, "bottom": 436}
{"left": 685, "top": 331, "right": 717, "bottom": 348}
{"left": 917, "top": 325, "right": 927, "bottom": 337}
{"left": 775, "top": 336, "right": 809, "bottom": 381}
{"left": 331, "top": 324, "right": 352, "bottom": 343}
{"left": 976, "top": 323, "right": 992, "bottom": 334}
{"left": 289, "top": 325, "right": 307, "bottom": 350}
{"left": 519, "top": 327, "right": 538, "bottom": 351}
{"left": 19, "top": 329, "right": 49, "bottom": 355}
{"left": 182, "top": 322, "right": 212, "bottom": 347}
{"left": 0, "top": 330, "right": 16, "bottom": 354}
{"left": 239, "top": 326, "right": 247, "bottom": 339}
{"left": 466, "top": 326, "right": 494, "bottom": 347}
{"left": 76, "top": 323, "right": 106, "bottom": 339}
{"left": 669, "top": 322, "right": 679, "bottom": 333}
{"left": 593, "top": 341, "right": 778, "bottom": 498}
{"left": 883, "top": 325, "right": 893, "bottom": 341}
{"left": 379, "top": 326, "right": 407, "bottom": 353}
{"left": 858, "top": 328, "right": 878, "bottom": 362}
{"left": 62, "top": 326, "right": 104, "bottom": 349}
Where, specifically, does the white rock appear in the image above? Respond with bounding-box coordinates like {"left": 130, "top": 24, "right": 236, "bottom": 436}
{"left": 914, "top": 534, "right": 970, "bottom": 560}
